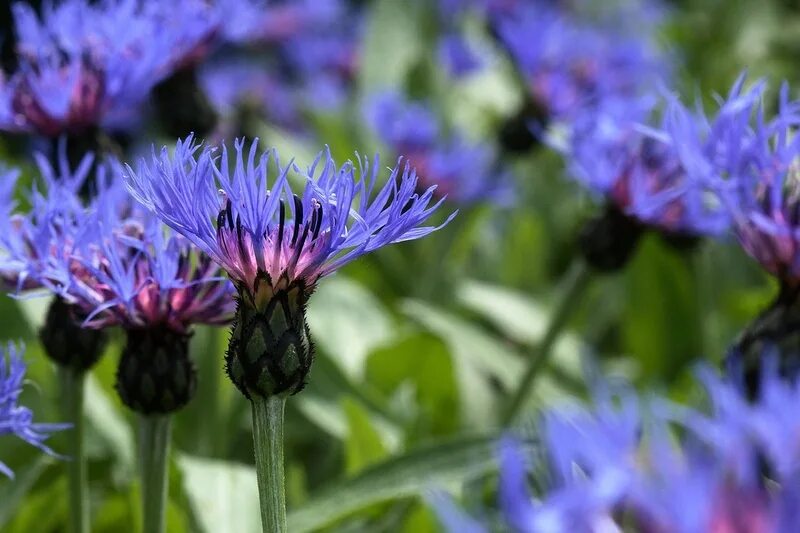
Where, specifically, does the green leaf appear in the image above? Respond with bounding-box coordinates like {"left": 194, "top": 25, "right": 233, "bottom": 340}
{"left": 358, "top": 0, "right": 423, "bottom": 92}
{"left": 288, "top": 435, "right": 500, "bottom": 533}
{"left": 84, "top": 375, "right": 135, "bottom": 478}
{"left": 622, "top": 236, "right": 703, "bottom": 381}
{"left": 343, "top": 398, "right": 390, "bottom": 476}
{"left": 0, "top": 456, "right": 52, "bottom": 528}
{"left": 308, "top": 277, "right": 393, "bottom": 379}
{"left": 457, "top": 280, "right": 584, "bottom": 379}
{"left": 401, "top": 299, "right": 522, "bottom": 426}
{"left": 178, "top": 455, "right": 260, "bottom": 533}
{"left": 366, "top": 332, "right": 459, "bottom": 435}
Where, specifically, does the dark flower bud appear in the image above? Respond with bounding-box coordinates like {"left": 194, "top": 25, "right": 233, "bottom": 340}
{"left": 498, "top": 100, "right": 548, "bottom": 154}
{"left": 729, "top": 284, "right": 800, "bottom": 398}
{"left": 39, "top": 297, "right": 108, "bottom": 372}
{"left": 153, "top": 66, "right": 218, "bottom": 139}
{"left": 578, "top": 204, "right": 643, "bottom": 273}
{"left": 226, "top": 272, "right": 314, "bottom": 400}
{"left": 116, "top": 326, "right": 196, "bottom": 415}
{"left": 658, "top": 230, "right": 701, "bottom": 253}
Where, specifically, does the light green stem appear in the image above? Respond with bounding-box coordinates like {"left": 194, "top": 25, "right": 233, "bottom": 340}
{"left": 251, "top": 396, "right": 287, "bottom": 533}
{"left": 503, "top": 261, "right": 592, "bottom": 424}
{"left": 139, "top": 415, "right": 172, "bottom": 533}
{"left": 59, "top": 367, "right": 88, "bottom": 533}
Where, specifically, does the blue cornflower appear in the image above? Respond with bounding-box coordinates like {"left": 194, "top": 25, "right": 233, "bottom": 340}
{"left": 126, "top": 136, "right": 454, "bottom": 299}
{"left": 557, "top": 94, "right": 731, "bottom": 237}
{"left": 218, "top": 0, "right": 343, "bottom": 46}
{"left": 433, "top": 360, "right": 800, "bottom": 532}
{"left": 366, "top": 91, "right": 512, "bottom": 205}
{"left": 198, "top": 60, "right": 302, "bottom": 133}
{"left": 0, "top": 145, "right": 120, "bottom": 295}
{"left": 0, "top": 342, "right": 68, "bottom": 478}
{"left": 125, "top": 136, "right": 453, "bottom": 398}
{"left": 438, "top": 34, "right": 483, "bottom": 78}
{"left": 495, "top": 1, "right": 666, "bottom": 119}
{"left": 667, "top": 77, "right": 800, "bottom": 285}
{"left": 217, "top": 0, "right": 359, "bottom": 111}
{"left": 0, "top": 0, "right": 220, "bottom": 135}
{"left": 62, "top": 212, "right": 235, "bottom": 333}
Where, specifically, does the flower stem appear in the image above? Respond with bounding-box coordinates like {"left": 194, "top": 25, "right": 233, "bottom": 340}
{"left": 502, "top": 261, "right": 592, "bottom": 424}
{"left": 139, "top": 415, "right": 172, "bottom": 533}
{"left": 251, "top": 396, "right": 287, "bottom": 533}
{"left": 59, "top": 367, "right": 88, "bottom": 533}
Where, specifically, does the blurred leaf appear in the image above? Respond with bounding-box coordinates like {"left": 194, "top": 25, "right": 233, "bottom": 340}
{"left": 6, "top": 476, "right": 67, "bottom": 533}
{"left": 622, "top": 236, "right": 703, "bottom": 381}
{"left": 366, "top": 332, "right": 459, "bottom": 435}
{"left": 178, "top": 455, "right": 260, "bottom": 533}
{"left": 343, "top": 397, "right": 390, "bottom": 475}
{"left": 85, "top": 375, "right": 135, "bottom": 477}
{"left": 288, "top": 434, "right": 500, "bottom": 533}
{"left": 457, "top": 280, "right": 584, "bottom": 379}
{"left": 294, "top": 395, "right": 348, "bottom": 439}
{"left": 402, "top": 299, "right": 522, "bottom": 426}
{"left": 358, "top": 0, "right": 423, "bottom": 91}
{"left": 0, "top": 456, "right": 52, "bottom": 528}
{"left": 308, "top": 277, "right": 393, "bottom": 379}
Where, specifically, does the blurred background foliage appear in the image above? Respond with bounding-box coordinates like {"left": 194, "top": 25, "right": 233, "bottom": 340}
{"left": 0, "top": 0, "right": 797, "bottom": 531}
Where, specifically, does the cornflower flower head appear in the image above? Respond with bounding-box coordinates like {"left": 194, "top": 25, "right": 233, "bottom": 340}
{"left": 434, "top": 360, "right": 800, "bottom": 533}
{"left": 678, "top": 78, "right": 800, "bottom": 288}
{"left": 560, "top": 95, "right": 731, "bottom": 238}
{"left": 59, "top": 206, "right": 235, "bottom": 414}
{"left": 125, "top": 136, "right": 454, "bottom": 399}
{"left": 219, "top": 0, "right": 343, "bottom": 46}
{"left": 198, "top": 60, "right": 302, "bottom": 133}
{"left": 1, "top": 0, "right": 220, "bottom": 135}
{"left": 0, "top": 145, "right": 120, "bottom": 370}
{"left": 366, "top": 91, "right": 512, "bottom": 205}
{"left": 495, "top": 1, "right": 666, "bottom": 119}
{"left": 218, "top": 0, "right": 360, "bottom": 111}
{"left": 0, "top": 342, "right": 69, "bottom": 478}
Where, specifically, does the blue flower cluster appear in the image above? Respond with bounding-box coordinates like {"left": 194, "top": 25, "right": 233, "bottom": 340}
{"left": 435, "top": 359, "right": 800, "bottom": 532}
{"left": 0, "top": 0, "right": 220, "bottom": 135}
{"left": 366, "top": 91, "right": 512, "bottom": 206}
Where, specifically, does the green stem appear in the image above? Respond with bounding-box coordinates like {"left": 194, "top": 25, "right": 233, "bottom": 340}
{"left": 139, "top": 415, "right": 172, "bottom": 533}
{"left": 502, "top": 261, "right": 592, "bottom": 425}
{"left": 59, "top": 367, "right": 88, "bottom": 533}
{"left": 251, "top": 396, "right": 287, "bottom": 533}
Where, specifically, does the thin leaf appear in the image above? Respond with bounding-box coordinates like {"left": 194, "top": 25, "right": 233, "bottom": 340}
{"left": 288, "top": 434, "right": 500, "bottom": 533}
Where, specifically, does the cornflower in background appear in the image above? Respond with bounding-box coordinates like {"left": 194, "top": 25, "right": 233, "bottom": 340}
{"left": 663, "top": 76, "right": 800, "bottom": 381}
{"left": 125, "top": 135, "right": 454, "bottom": 531}
{"left": 494, "top": 1, "right": 667, "bottom": 120}
{"left": 553, "top": 91, "right": 735, "bottom": 271}
{"left": 216, "top": 0, "right": 361, "bottom": 114}
{"left": 0, "top": 145, "right": 116, "bottom": 369}
{"left": 0, "top": 0, "right": 219, "bottom": 138}
{"left": 366, "top": 91, "right": 512, "bottom": 206}
{"left": 0, "top": 342, "right": 68, "bottom": 478}
{"left": 199, "top": 60, "right": 303, "bottom": 139}
{"left": 62, "top": 211, "right": 235, "bottom": 415}
{"left": 434, "top": 358, "right": 800, "bottom": 532}
{"left": 55, "top": 202, "right": 234, "bottom": 533}
{"left": 0, "top": 145, "right": 119, "bottom": 533}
